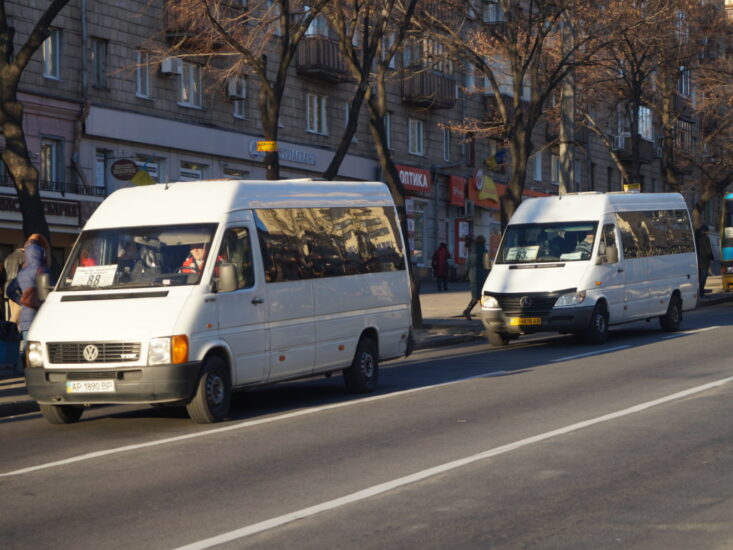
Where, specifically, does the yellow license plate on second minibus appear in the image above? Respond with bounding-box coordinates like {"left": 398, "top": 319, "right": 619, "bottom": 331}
{"left": 509, "top": 317, "right": 541, "bottom": 326}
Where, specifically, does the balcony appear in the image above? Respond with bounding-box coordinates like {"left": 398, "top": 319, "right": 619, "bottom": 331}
{"left": 674, "top": 93, "right": 694, "bottom": 119}
{"left": 613, "top": 135, "right": 654, "bottom": 164}
{"left": 295, "top": 36, "right": 351, "bottom": 83}
{"left": 401, "top": 67, "right": 457, "bottom": 109}
{"left": 0, "top": 177, "right": 106, "bottom": 197}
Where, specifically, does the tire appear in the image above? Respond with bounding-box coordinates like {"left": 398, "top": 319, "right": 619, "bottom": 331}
{"left": 659, "top": 295, "right": 682, "bottom": 332}
{"left": 39, "top": 404, "right": 84, "bottom": 424}
{"left": 344, "top": 337, "right": 378, "bottom": 394}
{"left": 487, "top": 331, "right": 510, "bottom": 347}
{"left": 584, "top": 302, "right": 609, "bottom": 345}
{"left": 186, "top": 356, "right": 231, "bottom": 424}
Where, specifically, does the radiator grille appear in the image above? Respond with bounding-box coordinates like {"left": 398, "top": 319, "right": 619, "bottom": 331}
{"left": 47, "top": 342, "right": 141, "bottom": 364}
{"left": 485, "top": 289, "right": 575, "bottom": 316}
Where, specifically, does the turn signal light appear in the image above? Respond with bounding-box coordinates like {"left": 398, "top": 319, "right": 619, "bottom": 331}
{"left": 171, "top": 335, "right": 189, "bottom": 364}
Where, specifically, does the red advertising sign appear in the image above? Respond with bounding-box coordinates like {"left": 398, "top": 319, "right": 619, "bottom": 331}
{"left": 448, "top": 176, "right": 465, "bottom": 206}
{"left": 110, "top": 159, "right": 138, "bottom": 181}
{"left": 396, "top": 164, "right": 432, "bottom": 194}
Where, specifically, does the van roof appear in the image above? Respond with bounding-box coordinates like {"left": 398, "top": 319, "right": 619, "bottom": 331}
{"left": 85, "top": 179, "right": 396, "bottom": 229}
{"left": 508, "top": 192, "right": 688, "bottom": 225}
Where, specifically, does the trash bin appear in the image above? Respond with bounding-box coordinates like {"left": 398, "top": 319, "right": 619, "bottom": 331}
{"left": 0, "top": 321, "right": 20, "bottom": 367}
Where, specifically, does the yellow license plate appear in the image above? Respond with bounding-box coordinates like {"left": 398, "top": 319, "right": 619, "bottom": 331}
{"left": 509, "top": 317, "right": 541, "bottom": 326}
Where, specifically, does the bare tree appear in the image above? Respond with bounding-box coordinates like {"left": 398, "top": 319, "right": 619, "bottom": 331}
{"left": 0, "top": 0, "right": 71, "bottom": 241}
{"left": 154, "top": 0, "right": 329, "bottom": 180}
{"left": 417, "top": 0, "right": 609, "bottom": 228}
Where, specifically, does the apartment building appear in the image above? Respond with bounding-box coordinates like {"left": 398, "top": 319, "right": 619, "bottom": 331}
{"left": 0, "top": 0, "right": 721, "bottom": 276}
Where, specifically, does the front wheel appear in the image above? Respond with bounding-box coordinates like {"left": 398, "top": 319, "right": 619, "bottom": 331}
{"left": 659, "top": 295, "right": 682, "bottom": 332}
{"left": 39, "top": 404, "right": 84, "bottom": 424}
{"left": 584, "top": 302, "right": 609, "bottom": 345}
{"left": 344, "top": 337, "right": 378, "bottom": 394}
{"left": 487, "top": 331, "right": 510, "bottom": 347}
{"left": 186, "top": 356, "right": 231, "bottom": 424}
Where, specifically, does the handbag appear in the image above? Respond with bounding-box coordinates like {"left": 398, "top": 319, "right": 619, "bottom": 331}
{"left": 20, "top": 286, "right": 40, "bottom": 309}
{"left": 6, "top": 277, "right": 21, "bottom": 305}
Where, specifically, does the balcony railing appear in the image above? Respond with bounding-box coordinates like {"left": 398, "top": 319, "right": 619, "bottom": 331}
{"left": 401, "top": 67, "right": 457, "bottom": 109}
{"left": 614, "top": 136, "right": 654, "bottom": 164}
{"left": 0, "top": 176, "right": 107, "bottom": 197}
{"left": 295, "top": 36, "right": 351, "bottom": 83}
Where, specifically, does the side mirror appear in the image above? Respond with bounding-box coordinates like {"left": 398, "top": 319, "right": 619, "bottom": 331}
{"left": 217, "top": 263, "right": 238, "bottom": 293}
{"left": 37, "top": 272, "right": 52, "bottom": 302}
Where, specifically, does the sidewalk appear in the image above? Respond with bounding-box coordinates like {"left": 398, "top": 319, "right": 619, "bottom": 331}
{"left": 0, "top": 276, "right": 729, "bottom": 419}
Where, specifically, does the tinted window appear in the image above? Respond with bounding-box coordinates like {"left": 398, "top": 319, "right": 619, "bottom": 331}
{"left": 254, "top": 207, "right": 405, "bottom": 282}
{"left": 615, "top": 209, "right": 693, "bottom": 258}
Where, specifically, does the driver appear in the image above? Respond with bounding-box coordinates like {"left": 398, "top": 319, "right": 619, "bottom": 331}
{"left": 180, "top": 242, "right": 209, "bottom": 274}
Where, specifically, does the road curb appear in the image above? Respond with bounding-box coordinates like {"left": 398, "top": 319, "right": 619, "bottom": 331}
{"left": 0, "top": 398, "right": 38, "bottom": 418}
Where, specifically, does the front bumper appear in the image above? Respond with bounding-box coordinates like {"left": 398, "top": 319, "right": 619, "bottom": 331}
{"left": 481, "top": 306, "right": 595, "bottom": 335}
{"left": 25, "top": 362, "right": 202, "bottom": 405}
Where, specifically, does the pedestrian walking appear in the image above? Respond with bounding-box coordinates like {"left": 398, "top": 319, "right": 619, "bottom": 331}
{"left": 462, "top": 235, "right": 488, "bottom": 320}
{"left": 695, "top": 224, "right": 713, "bottom": 297}
{"left": 3, "top": 245, "right": 24, "bottom": 326}
{"left": 431, "top": 242, "right": 451, "bottom": 292}
{"left": 16, "top": 233, "right": 50, "bottom": 374}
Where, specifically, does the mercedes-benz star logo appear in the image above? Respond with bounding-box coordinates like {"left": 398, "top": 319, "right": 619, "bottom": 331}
{"left": 519, "top": 296, "right": 533, "bottom": 309}
{"left": 83, "top": 344, "right": 99, "bottom": 362}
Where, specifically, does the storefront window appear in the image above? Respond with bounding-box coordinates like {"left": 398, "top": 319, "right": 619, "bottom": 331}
{"left": 411, "top": 201, "right": 426, "bottom": 265}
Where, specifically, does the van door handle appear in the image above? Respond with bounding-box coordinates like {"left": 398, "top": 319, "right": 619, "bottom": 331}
{"left": 251, "top": 297, "right": 264, "bottom": 305}
{"left": 617, "top": 268, "right": 624, "bottom": 273}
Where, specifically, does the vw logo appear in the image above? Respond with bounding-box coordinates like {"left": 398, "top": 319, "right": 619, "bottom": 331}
{"left": 82, "top": 344, "right": 99, "bottom": 362}
{"left": 519, "top": 296, "right": 533, "bottom": 309}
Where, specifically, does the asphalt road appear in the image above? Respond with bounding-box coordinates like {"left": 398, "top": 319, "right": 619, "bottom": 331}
{"left": 2, "top": 302, "right": 733, "bottom": 549}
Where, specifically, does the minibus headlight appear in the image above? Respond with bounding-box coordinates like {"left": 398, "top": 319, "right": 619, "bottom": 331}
{"left": 148, "top": 337, "right": 171, "bottom": 365}
{"left": 26, "top": 341, "right": 44, "bottom": 368}
{"left": 148, "top": 336, "right": 189, "bottom": 365}
{"left": 481, "top": 295, "right": 500, "bottom": 308}
{"left": 555, "top": 290, "right": 587, "bottom": 307}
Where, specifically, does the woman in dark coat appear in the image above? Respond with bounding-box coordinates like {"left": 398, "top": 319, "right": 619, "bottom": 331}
{"left": 463, "top": 235, "right": 488, "bottom": 320}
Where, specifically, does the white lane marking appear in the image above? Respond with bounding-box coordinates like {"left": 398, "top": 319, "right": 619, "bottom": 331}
{"left": 662, "top": 326, "right": 720, "bottom": 340}
{"left": 551, "top": 345, "right": 631, "bottom": 363}
{"left": 173, "top": 375, "right": 733, "bottom": 550}
{"left": 0, "top": 370, "right": 508, "bottom": 478}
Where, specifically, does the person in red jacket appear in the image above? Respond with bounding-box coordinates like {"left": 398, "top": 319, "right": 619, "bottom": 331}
{"left": 180, "top": 242, "right": 209, "bottom": 274}
{"left": 431, "top": 242, "right": 451, "bottom": 292}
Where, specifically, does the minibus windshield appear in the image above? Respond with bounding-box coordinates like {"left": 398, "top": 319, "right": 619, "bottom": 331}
{"left": 58, "top": 223, "right": 218, "bottom": 290}
{"left": 495, "top": 222, "right": 599, "bottom": 264}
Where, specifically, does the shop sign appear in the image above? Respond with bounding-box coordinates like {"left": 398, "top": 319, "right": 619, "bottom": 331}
{"left": 0, "top": 194, "right": 80, "bottom": 226}
{"left": 396, "top": 164, "right": 432, "bottom": 194}
{"left": 110, "top": 159, "right": 138, "bottom": 181}
{"left": 449, "top": 176, "right": 465, "bottom": 206}
{"left": 248, "top": 140, "right": 316, "bottom": 165}
{"left": 256, "top": 141, "right": 278, "bottom": 152}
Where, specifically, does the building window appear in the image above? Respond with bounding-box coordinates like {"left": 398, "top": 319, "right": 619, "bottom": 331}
{"left": 675, "top": 120, "right": 694, "bottom": 152}
{"left": 179, "top": 62, "right": 203, "bottom": 108}
{"left": 136, "top": 51, "right": 151, "bottom": 98}
{"left": 382, "top": 33, "right": 396, "bottom": 69}
{"left": 638, "top": 106, "right": 653, "bottom": 141}
{"left": 40, "top": 138, "right": 63, "bottom": 184}
{"left": 533, "top": 152, "right": 542, "bottom": 182}
{"left": 411, "top": 200, "right": 427, "bottom": 265}
{"left": 223, "top": 166, "right": 249, "bottom": 179}
{"left": 343, "top": 102, "right": 357, "bottom": 142}
{"left": 95, "top": 150, "right": 108, "bottom": 191}
{"left": 229, "top": 76, "right": 246, "bottom": 119}
{"left": 484, "top": 1, "right": 505, "bottom": 23}
{"left": 466, "top": 63, "right": 477, "bottom": 93}
{"left": 442, "top": 128, "right": 451, "bottom": 162}
{"left": 306, "top": 93, "right": 328, "bottom": 135}
{"left": 43, "top": 28, "right": 61, "bottom": 79}
{"left": 384, "top": 112, "right": 392, "bottom": 149}
{"left": 408, "top": 118, "right": 424, "bottom": 156}
{"left": 305, "top": 5, "right": 329, "bottom": 36}
{"left": 550, "top": 153, "right": 559, "bottom": 185}
{"left": 180, "top": 161, "right": 205, "bottom": 181}
{"left": 677, "top": 67, "right": 691, "bottom": 97}
{"left": 91, "top": 38, "right": 107, "bottom": 88}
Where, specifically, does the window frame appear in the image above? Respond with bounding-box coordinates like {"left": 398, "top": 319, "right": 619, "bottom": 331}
{"left": 408, "top": 118, "right": 425, "bottom": 156}
{"left": 179, "top": 61, "right": 203, "bottom": 108}
{"left": 91, "top": 37, "right": 108, "bottom": 88}
{"left": 306, "top": 93, "right": 328, "bottom": 135}
{"left": 43, "top": 28, "right": 62, "bottom": 80}
{"left": 136, "top": 50, "right": 151, "bottom": 98}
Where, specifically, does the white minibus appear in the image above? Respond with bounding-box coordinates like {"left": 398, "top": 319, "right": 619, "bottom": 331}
{"left": 25, "top": 180, "right": 413, "bottom": 424}
{"left": 480, "top": 192, "right": 698, "bottom": 346}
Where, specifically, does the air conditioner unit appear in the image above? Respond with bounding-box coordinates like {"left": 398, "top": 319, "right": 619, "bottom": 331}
{"left": 226, "top": 77, "right": 244, "bottom": 99}
{"left": 612, "top": 134, "right": 626, "bottom": 151}
{"left": 160, "top": 58, "right": 182, "bottom": 75}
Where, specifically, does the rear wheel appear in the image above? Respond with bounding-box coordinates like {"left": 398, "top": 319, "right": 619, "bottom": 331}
{"left": 344, "top": 337, "right": 378, "bottom": 394}
{"left": 659, "top": 295, "right": 682, "bottom": 332}
{"left": 487, "top": 331, "right": 510, "bottom": 347}
{"left": 186, "top": 356, "right": 231, "bottom": 424}
{"left": 584, "top": 302, "right": 609, "bottom": 345}
{"left": 39, "top": 404, "right": 84, "bottom": 424}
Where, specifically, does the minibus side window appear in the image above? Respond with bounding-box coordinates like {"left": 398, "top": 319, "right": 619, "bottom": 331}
{"left": 599, "top": 224, "right": 618, "bottom": 264}
{"left": 214, "top": 227, "right": 254, "bottom": 290}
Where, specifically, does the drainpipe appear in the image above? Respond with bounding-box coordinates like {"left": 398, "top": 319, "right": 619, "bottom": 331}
{"left": 72, "top": 0, "right": 92, "bottom": 191}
